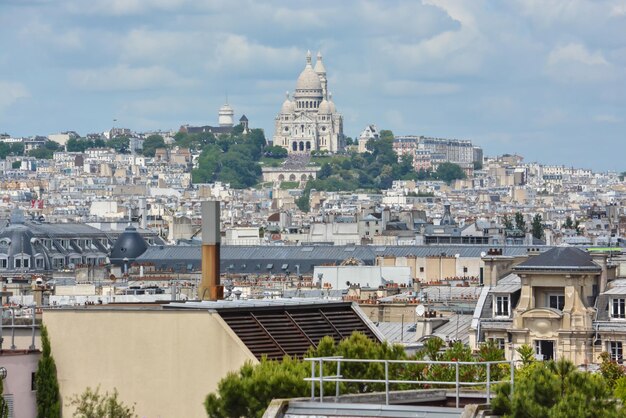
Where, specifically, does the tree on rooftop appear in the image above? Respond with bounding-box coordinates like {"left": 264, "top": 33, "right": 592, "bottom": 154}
{"left": 35, "top": 325, "right": 61, "bottom": 418}
{"left": 204, "top": 332, "right": 406, "bottom": 418}
{"left": 492, "top": 358, "right": 621, "bottom": 417}
{"left": 503, "top": 214, "right": 514, "bottom": 230}
{"left": 514, "top": 212, "right": 526, "bottom": 233}
{"left": 564, "top": 216, "right": 574, "bottom": 230}
{"left": 531, "top": 213, "right": 544, "bottom": 240}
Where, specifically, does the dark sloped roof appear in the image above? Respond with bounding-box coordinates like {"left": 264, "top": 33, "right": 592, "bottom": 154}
{"left": 136, "top": 245, "right": 554, "bottom": 274}
{"left": 514, "top": 247, "right": 601, "bottom": 272}
{"left": 217, "top": 302, "right": 380, "bottom": 360}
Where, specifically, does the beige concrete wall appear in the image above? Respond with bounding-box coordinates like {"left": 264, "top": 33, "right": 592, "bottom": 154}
{"left": 43, "top": 309, "right": 257, "bottom": 418}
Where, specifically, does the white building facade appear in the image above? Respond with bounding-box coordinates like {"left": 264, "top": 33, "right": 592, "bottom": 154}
{"left": 273, "top": 51, "right": 344, "bottom": 154}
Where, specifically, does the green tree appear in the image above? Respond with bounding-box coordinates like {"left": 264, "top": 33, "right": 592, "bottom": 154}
{"left": 318, "top": 163, "right": 332, "bottom": 179}
{"left": 66, "top": 138, "right": 85, "bottom": 152}
{"left": 67, "top": 386, "right": 136, "bottom": 418}
{"left": 108, "top": 136, "right": 130, "bottom": 153}
{"left": 11, "top": 161, "right": 21, "bottom": 169}
{"left": 263, "top": 145, "right": 287, "bottom": 159}
{"left": 599, "top": 351, "right": 625, "bottom": 389}
{"left": 296, "top": 193, "right": 310, "bottom": 212}
{"left": 45, "top": 140, "right": 61, "bottom": 151}
{"left": 142, "top": 134, "right": 165, "bottom": 157}
{"left": 531, "top": 214, "right": 544, "bottom": 240}
{"left": 0, "top": 374, "right": 9, "bottom": 418}
{"left": 28, "top": 148, "right": 54, "bottom": 159}
{"left": 564, "top": 216, "right": 574, "bottom": 230}
{"left": 492, "top": 358, "right": 621, "bottom": 417}
{"left": 503, "top": 215, "right": 514, "bottom": 230}
{"left": 516, "top": 344, "right": 536, "bottom": 366}
{"left": 9, "top": 142, "right": 24, "bottom": 156}
{"left": 514, "top": 212, "right": 526, "bottom": 233}
{"left": 435, "top": 162, "right": 466, "bottom": 184}
{"left": 205, "top": 332, "right": 406, "bottom": 418}
{"left": 0, "top": 143, "right": 10, "bottom": 159}
{"left": 379, "top": 129, "right": 394, "bottom": 141}
{"left": 36, "top": 325, "right": 61, "bottom": 418}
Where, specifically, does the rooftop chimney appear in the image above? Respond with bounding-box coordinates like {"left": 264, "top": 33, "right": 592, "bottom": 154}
{"left": 198, "top": 201, "right": 223, "bottom": 300}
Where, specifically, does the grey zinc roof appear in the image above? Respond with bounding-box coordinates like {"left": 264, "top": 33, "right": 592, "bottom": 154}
{"left": 514, "top": 247, "right": 601, "bottom": 272}
{"left": 135, "top": 244, "right": 555, "bottom": 274}
{"left": 432, "top": 314, "right": 472, "bottom": 345}
{"left": 376, "top": 322, "right": 417, "bottom": 344}
{"left": 602, "top": 287, "right": 626, "bottom": 295}
{"left": 491, "top": 273, "right": 521, "bottom": 293}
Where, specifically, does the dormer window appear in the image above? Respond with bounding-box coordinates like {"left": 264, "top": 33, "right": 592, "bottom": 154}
{"left": 494, "top": 295, "right": 510, "bottom": 317}
{"left": 611, "top": 298, "right": 626, "bottom": 319}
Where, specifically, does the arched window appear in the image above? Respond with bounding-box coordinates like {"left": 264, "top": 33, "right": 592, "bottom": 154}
{"left": 289, "top": 174, "right": 296, "bottom": 181}
{"left": 299, "top": 141, "right": 304, "bottom": 151}
{"left": 306, "top": 141, "right": 311, "bottom": 150}
{"left": 292, "top": 142, "right": 297, "bottom": 151}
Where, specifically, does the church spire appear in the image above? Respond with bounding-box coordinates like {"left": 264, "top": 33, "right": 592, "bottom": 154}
{"left": 306, "top": 50, "right": 312, "bottom": 66}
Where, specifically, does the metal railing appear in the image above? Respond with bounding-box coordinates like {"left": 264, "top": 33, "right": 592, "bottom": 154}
{"left": 304, "top": 356, "right": 514, "bottom": 408}
{"left": 0, "top": 304, "right": 38, "bottom": 351}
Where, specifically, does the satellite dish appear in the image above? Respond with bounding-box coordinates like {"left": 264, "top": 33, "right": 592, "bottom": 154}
{"left": 415, "top": 304, "right": 426, "bottom": 317}
{"left": 480, "top": 252, "right": 487, "bottom": 257}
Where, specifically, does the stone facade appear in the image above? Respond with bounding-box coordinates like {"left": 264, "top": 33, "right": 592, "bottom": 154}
{"left": 273, "top": 51, "right": 344, "bottom": 154}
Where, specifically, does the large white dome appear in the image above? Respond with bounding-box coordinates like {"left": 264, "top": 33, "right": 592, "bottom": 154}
{"left": 295, "top": 51, "right": 322, "bottom": 95}
{"left": 318, "top": 98, "right": 331, "bottom": 114}
{"left": 280, "top": 93, "right": 295, "bottom": 114}
{"left": 295, "top": 66, "right": 322, "bottom": 91}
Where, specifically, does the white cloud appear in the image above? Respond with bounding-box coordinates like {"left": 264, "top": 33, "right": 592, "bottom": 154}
{"left": 119, "top": 29, "right": 200, "bottom": 63}
{"left": 374, "top": 0, "right": 486, "bottom": 76}
{"left": 65, "top": 0, "right": 192, "bottom": 15}
{"left": 593, "top": 114, "right": 621, "bottom": 123}
{"left": 546, "top": 43, "right": 613, "bottom": 82}
{"left": 19, "top": 19, "right": 83, "bottom": 50}
{"left": 0, "top": 81, "right": 30, "bottom": 112}
{"left": 382, "top": 80, "right": 461, "bottom": 96}
{"left": 68, "top": 65, "right": 194, "bottom": 91}
{"left": 611, "top": 2, "right": 626, "bottom": 16}
{"left": 208, "top": 34, "right": 301, "bottom": 75}
{"left": 548, "top": 43, "right": 609, "bottom": 66}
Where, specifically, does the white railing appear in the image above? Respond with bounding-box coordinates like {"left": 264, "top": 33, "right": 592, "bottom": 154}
{"left": 304, "top": 356, "right": 514, "bottom": 408}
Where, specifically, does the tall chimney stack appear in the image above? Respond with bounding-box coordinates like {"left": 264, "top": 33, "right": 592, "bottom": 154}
{"left": 199, "top": 201, "right": 223, "bottom": 300}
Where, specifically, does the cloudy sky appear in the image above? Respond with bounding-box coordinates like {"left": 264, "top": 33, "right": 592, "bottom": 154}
{"left": 1, "top": 0, "right": 625, "bottom": 170}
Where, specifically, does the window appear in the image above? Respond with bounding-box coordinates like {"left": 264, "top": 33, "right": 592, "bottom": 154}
{"left": 612, "top": 298, "right": 626, "bottom": 319}
{"left": 489, "top": 338, "right": 506, "bottom": 350}
{"left": 496, "top": 338, "right": 506, "bottom": 350}
{"left": 0, "top": 258, "right": 6, "bottom": 269}
{"left": 419, "top": 267, "right": 424, "bottom": 273}
{"left": 609, "top": 341, "right": 623, "bottom": 362}
{"left": 549, "top": 294, "right": 565, "bottom": 310}
{"left": 495, "top": 295, "right": 510, "bottom": 317}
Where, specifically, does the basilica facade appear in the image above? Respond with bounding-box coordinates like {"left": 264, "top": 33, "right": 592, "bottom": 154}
{"left": 273, "top": 51, "right": 344, "bottom": 154}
